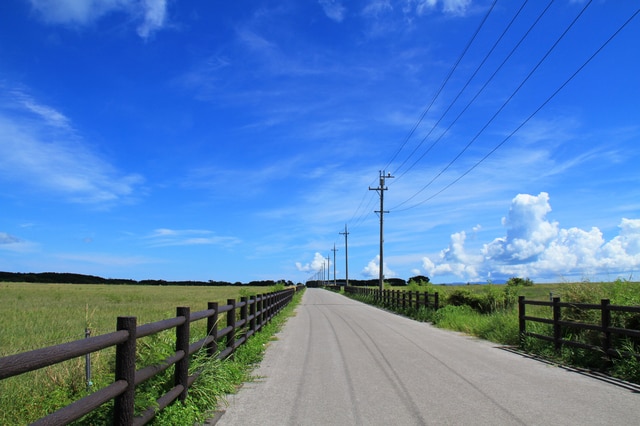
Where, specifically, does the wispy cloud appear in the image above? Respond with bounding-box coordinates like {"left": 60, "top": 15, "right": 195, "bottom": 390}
{"left": 413, "top": 0, "right": 472, "bottom": 16}
{"left": 0, "top": 232, "right": 38, "bottom": 253}
{"left": 319, "top": 0, "right": 347, "bottom": 22}
{"left": 27, "top": 0, "right": 169, "bottom": 39}
{"left": 137, "top": 0, "right": 168, "bottom": 39}
{"left": 144, "top": 228, "right": 242, "bottom": 248}
{"left": 0, "top": 88, "right": 143, "bottom": 205}
{"left": 55, "top": 252, "right": 158, "bottom": 266}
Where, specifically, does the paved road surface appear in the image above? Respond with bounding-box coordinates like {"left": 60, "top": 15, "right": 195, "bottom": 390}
{"left": 213, "top": 288, "right": 640, "bottom": 425}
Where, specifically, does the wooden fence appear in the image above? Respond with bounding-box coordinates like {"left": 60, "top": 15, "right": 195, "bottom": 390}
{"left": 342, "top": 286, "right": 439, "bottom": 311}
{"left": 518, "top": 296, "right": 640, "bottom": 359}
{"left": 0, "top": 287, "right": 297, "bottom": 425}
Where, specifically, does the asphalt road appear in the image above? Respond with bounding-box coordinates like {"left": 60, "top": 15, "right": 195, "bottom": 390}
{"left": 213, "top": 288, "right": 640, "bottom": 425}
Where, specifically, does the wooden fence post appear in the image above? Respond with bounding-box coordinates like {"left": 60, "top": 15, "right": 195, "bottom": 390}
{"left": 601, "top": 299, "right": 611, "bottom": 357}
{"left": 207, "top": 302, "right": 218, "bottom": 357}
{"left": 114, "top": 316, "right": 136, "bottom": 426}
{"left": 227, "top": 299, "right": 236, "bottom": 358}
{"left": 240, "top": 296, "right": 248, "bottom": 340}
{"left": 518, "top": 296, "right": 526, "bottom": 343}
{"left": 261, "top": 293, "right": 267, "bottom": 327}
{"left": 250, "top": 295, "right": 257, "bottom": 334}
{"left": 553, "top": 297, "right": 561, "bottom": 352}
{"left": 175, "top": 307, "right": 190, "bottom": 402}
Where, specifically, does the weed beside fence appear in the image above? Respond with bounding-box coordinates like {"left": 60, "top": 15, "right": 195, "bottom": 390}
{"left": 0, "top": 287, "right": 298, "bottom": 425}
{"left": 519, "top": 295, "right": 640, "bottom": 380}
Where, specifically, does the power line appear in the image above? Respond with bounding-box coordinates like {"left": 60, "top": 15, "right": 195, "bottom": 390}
{"left": 391, "top": 0, "right": 594, "bottom": 211}
{"left": 392, "top": 0, "right": 536, "bottom": 182}
{"left": 393, "top": 5, "right": 639, "bottom": 213}
{"left": 346, "top": 1, "right": 501, "bottom": 238}
{"left": 383, "top": 0, "right": 499, "bottom": 174}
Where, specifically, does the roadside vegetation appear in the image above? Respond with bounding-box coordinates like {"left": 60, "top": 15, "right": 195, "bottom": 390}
{"left": 0, "top": 282, "right": 304, "bottom": 425}
{"left": 344, "top": 277, "right": 640, "bottom": 384}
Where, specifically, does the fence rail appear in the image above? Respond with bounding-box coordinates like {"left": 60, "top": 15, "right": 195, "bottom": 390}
{"left": 518, "top": 296, "right": 640, "bottom": 359}
{"left": 0, "top": 287, "right": 297, "bottom": 425}
{"left": 342, "top": 286, "right": 439, "bottom": 311}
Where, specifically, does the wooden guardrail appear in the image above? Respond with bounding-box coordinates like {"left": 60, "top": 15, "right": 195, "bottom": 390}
{"left": 518, "top": 296, "right": 640, "bottom": 359}
{"left": 342, "top": 286, "right": 439, "bottom": 311}
{"left": 0, "top": 287, "right": 297, "bottom": 425}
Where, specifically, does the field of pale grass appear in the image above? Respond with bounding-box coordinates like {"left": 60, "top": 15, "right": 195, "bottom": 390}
{"left": 0, "top": 282, "right": 274, "bottom": 425}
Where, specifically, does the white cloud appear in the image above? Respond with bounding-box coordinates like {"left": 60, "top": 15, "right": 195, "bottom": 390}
{"left": 423, "top": 231, "right": 483, "bottom": 280}
{"left": 319, "top": 0, "right": 347, "bottom": 22}
{"left": 55, "top": 252, "right": 157, "bottom": 266}
{"left": 27, "top": 0, "right": 169, "bottom": 39}
{"left": 145, "top": 228, "right": 241, "bottom": 247}
{"left": 441, "top": 0, "right": 471, "bottom": 15}
{"left": 0, "top": 232, "right": 21, "bottom": 245}
{"left": 488, "top": 192, "right": 559, "bottom": 263}
{"left": 0, "top": 232, "right": 38, "bottom": 253}
{"left": 296, "top": 252, "right": 328, "bottom": 272}
{"left": 0, "top": 89, "right": 143, "bottom": 204}
{"left": 421, "top": 192, "right": 640, "bottom": 282}
{"left": 363, "top": 0, "right": 393, "bottom": 18}
{"left": 28, "top": 0, "right": 130, "bottom": 25}
{"left": 362, "top": 254, "right": 396, "bottom": 279}
{"left": 137, "top": 0, "right": 168, "bottom": 39}
{"left": 411, "top": 0, "right": 471, "bottom": 16}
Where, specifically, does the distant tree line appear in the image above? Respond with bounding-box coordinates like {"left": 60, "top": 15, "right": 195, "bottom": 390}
{"left": 0, "top": 271, "right": 300, "bottom": 287}
{"left": 307, "top": 275, "right": 432, "bottom": 288}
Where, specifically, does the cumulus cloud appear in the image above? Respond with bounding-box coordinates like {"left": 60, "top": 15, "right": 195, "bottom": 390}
{"left": 362, "top": 255, "right": 396, "bottom": 279}
{"left": 0, "top": 88, "right": 143, "bottom": 204}
{"left": 422, "top": 192, "right": 640, "bottom": 282}
{"left": 27, "top": 0, "right": 169, "bottom": 39}
{"left": 319, "top": 0, "right": 347, "bottom": 22}
{"left": 296, "top": 252, "right": 328, "bottom": 272}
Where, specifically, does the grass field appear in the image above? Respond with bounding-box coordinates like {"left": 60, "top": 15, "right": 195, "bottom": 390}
{"left": 0, "top": 282, "right": 285, "bottom": 425}
{"left": 0, "top": 282, "right": 270, "bottom": 356}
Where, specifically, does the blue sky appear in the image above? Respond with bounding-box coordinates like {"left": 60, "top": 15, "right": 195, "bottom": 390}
{"left": 1, "top": 0, "right": 639, "bottom": 284}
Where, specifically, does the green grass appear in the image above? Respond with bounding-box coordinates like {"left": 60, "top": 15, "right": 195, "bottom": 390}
{"left": 0, "top": 282, "right": 301, "bottom": 425}
{"left": 0, "top": 283, "right": 271, "bottom": 355}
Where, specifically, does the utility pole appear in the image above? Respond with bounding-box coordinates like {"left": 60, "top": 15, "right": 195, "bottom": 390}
{"left": 327, "top": 254, "right": 331, "bottom": 286}
{"left": 323, "top": 260, "right": 327, "bottom": 286}
{"left": 331, "top": 244, "right": 338, "bottom": 286}
{"left": 369, "top": 170, "right": 393, "bottom": 291}
{"left": 339, "top": 224, "right": 349, "bottom": 286}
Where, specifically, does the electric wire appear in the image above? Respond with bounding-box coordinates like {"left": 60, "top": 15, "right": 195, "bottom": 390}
{"left": 393, "top": 5, "right": 639, "bottom": 213}
{"left": 346, "top": 0, "right": 500, "bottom": 236}
{"left": 391, "top": 0, "right": 593, "bottom": 211}
{"left": 391, "top": 0, "right": 537, "bottom": 182}
{"left": 382, "top": 0, "right": 499, "bottom": 175}
{"left": 390, "top": 0, "right": 554, "bottom": 192}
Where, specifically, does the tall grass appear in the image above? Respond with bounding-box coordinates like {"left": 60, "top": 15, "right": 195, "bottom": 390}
{"left": 0, "top": 282, "right": 299, "bottom": 425}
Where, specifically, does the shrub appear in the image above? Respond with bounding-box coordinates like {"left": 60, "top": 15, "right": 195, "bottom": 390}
{"left": 506, "top": 277, "right": 534, "bottom": 287}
